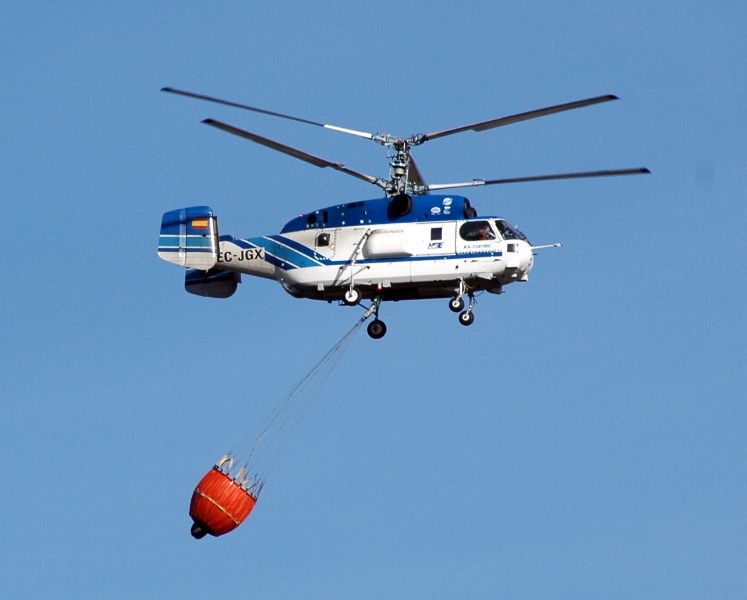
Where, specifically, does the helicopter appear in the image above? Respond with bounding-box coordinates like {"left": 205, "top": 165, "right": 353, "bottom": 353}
{"left": 157, "top": 87, "right": 649, "bottom": 339}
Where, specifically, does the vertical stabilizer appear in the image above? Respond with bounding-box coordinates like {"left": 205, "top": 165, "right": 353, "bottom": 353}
{"left": 158, "top": 206, "right": 219, "bottom": 270}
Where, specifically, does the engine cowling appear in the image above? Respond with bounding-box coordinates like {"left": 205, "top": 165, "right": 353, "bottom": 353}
{"left": 363, "top": 229, "right": 412, "bottom": 258}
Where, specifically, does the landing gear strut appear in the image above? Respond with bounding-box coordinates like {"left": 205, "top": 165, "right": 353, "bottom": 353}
{"left": 362, "top": 296, "right": 386, "bottom": 339}
{"left": 449, "top": 280, "right": 476, "bottom": 326}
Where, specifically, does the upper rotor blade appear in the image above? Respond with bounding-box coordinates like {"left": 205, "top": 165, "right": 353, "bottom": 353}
{"left": 424, "top": 168, "right": 650, "bottom": 191}
{"left": 202, "top": 118, "right": 382, "bottom": 186}
{"left": 421, "top": 95, "right": 619, "bottom": 142}
{"left": 162, "top": 87, "right": 374, "bottom": 140}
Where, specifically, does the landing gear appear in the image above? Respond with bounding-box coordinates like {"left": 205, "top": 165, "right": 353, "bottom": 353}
{"left": 361, "top": 296, "right": 387, "bottom": 339}
{"left": 343, "top": 287, "right": 361, "bottom": 306}
{"left": 450, "top": 280, "right": 476, "bottom": 326}
{"left": 342, "top": 230, "right": 372, "bottom": 307}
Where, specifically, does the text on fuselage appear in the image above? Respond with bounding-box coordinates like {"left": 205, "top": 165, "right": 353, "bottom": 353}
{"left": 218, "top": 248, "right": 265, "bottom": 263}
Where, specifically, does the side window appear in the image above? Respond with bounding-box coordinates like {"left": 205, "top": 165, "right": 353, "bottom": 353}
{"left": 459, "top": 220, "right": 496, "bottom": 241}
{"left": 316, "top": 233, "right": 330, "bottom": 247}
{"left": 431, "top": 227, "right": 443, "bottom": 241}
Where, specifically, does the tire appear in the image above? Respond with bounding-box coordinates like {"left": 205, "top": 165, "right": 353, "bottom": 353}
{"left": 343, "top": 288, "right": 361, "bottom": 305}
{"left": 458, "top": 311, "right": 475, "bottom": 326}
{"left": 448, "top": 296, "right": 465, "bottom": 313}
{"left": 367, "top": 319, "right": 387, "bottom": 339}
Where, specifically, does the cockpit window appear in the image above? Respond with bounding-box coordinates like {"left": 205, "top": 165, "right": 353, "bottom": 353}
{"left": 494, "top": 219, "right": 529, "bottom": 242}
{"left": 459, "top": 220, "right": 496, "bottom": 241}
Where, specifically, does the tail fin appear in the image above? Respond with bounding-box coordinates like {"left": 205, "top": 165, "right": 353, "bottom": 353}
{"left": 158, "top": 206, "right": 219, "bottom": 270}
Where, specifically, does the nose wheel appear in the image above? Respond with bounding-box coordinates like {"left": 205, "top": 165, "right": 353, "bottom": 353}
{"left": 448, "top": 296, "right": 465, "bottom": 312}
{"left": 458, "top": 310, "right": 475, "bottom": 326}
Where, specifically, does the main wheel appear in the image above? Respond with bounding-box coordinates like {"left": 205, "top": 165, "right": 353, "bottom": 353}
{"left": 448, "top": 296, "right": 465, "bottom": 313}
{"left": 458, "top": 310, "right": 475, "bottom": 326}
{"left": 367, "top": 319, "right": 387, "bottom": 339}
{"left": 343, "top": 288, "right": 361, "bottom": 305}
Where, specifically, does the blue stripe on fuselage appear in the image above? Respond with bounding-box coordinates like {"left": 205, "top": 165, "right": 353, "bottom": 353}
{"left": 231, "top": 235, "right": 502, "bottom": 270}
{"left": 232, "top": 236, "right": 322, "bottom": 269}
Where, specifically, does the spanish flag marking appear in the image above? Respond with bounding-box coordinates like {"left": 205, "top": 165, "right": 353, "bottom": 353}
{"left": 192, "top": 219, "right": 209, "bottom": 229}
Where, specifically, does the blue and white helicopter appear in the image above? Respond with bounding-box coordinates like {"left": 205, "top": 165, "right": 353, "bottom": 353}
{"left": 158, "top": 88, "right": 648, "bottom": 339}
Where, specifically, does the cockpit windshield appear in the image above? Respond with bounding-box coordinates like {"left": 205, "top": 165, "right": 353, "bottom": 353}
{"left": 494, "top": 220, "right": 529, "bottom": 243}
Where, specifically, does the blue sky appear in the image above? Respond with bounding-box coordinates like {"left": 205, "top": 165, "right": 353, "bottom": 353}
{"left": 2, "top": 2, "right": 745, "bottom": 598}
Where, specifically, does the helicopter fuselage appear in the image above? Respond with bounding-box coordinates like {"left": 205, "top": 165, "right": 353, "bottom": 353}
{"left": 158, "top": 194, "right": 534, "bottom": 307}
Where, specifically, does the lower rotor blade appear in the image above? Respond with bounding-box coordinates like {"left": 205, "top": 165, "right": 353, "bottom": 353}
{"left": 425, "top": 168, "right": 650, "bottom": 192}
{"left": 483, "top": 168, "right": 650, "bottom": 185}
{"left": 202, "top": 119, "right": 382, "bottom": 186}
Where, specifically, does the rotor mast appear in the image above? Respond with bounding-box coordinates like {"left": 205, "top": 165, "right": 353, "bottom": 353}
{"left": 387, "top": 140, "right": 412, "bottom": 196}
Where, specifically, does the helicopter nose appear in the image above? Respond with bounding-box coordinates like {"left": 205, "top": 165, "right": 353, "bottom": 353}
{"left": 520, "top": 242, "right": 534, "bottom": 274}
{"left": 511, "top": 241, "right": 533, "bottom": 281}
{"left": 504, "top": 241, "right": 533, "bottom": 281}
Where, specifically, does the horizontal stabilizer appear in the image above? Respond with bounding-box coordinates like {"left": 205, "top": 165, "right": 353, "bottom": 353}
{"left": 185, "top": 268, "right": 241, "bottom": 298}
